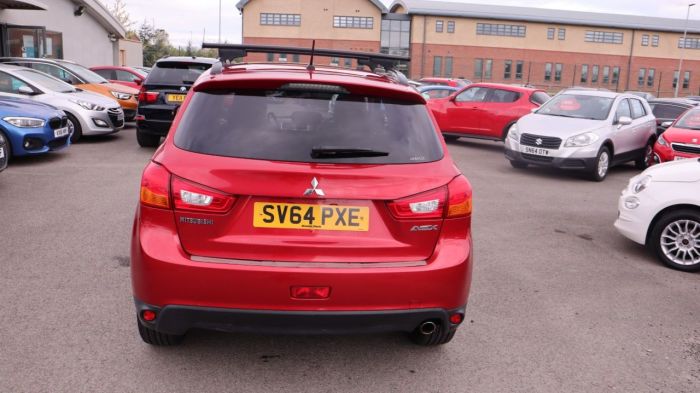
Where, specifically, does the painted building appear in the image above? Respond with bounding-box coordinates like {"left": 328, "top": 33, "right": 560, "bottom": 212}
{"left": 0, "top": 0, "right": 141, "bottom": 66}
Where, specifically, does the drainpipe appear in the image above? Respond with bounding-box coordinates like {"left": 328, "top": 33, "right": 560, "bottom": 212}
{"left": 624, "top": 30, "right": 636, "bottom": 91}
{"left": 421, "top": 15, "right": 427, "bottom": 78}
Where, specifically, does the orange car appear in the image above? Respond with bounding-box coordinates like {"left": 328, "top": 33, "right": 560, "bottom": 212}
{"left": 0, "top": 58, "right": 139, "bottom": 121}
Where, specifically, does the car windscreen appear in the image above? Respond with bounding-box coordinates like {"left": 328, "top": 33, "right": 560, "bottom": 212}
{"left": 58, "top": 61, "right": 107, "bottom": 84}
{"left": 174, "top": 89, "right": 444, "bottom": 164}
{"left": 16, "top": 69, "right": 75, "bottom": 93}
{"left": 650, "top": 103, "right": 689, "bottom": 120}
{"left": 673, "top": 109, "right": 700, "bottom": 130}
{"left": 536, "top": 94, "right": 614, "bottom": 121}
{"left": 146, "top": 62, "right": 211, "bottom": 85}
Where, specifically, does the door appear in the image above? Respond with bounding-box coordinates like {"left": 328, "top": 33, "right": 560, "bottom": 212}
{"left": 611, "top": 99, "right": 637, "bottom": 155}
{"left": 5, "top": 26, "right": 45, "bottom": 58}
{"left": 477, "top": 88, "right": 522, "bottom": 138}
{"left": 628, "top": 98, "right": 654, "bottom": 147}
{"left": 445, "top": 86, "right": 490, "bottom": 134}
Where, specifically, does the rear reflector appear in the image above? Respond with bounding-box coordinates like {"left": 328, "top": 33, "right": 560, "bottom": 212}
{"left": 290, "top": 286, "right": 331, "bottom": 300}
{"left": 449, "top": 313, "right": 464, "bottom": 324}
{"left": 388, "top": 187, "right": 447, "bottom": 220}
{"left": 171, "top": 176, "right": 234, "bottom": 213}
{"left": 140, "top": 161, "right": 171, "bottom": 209}
{"left": 141, "top": 310, "right": 157, "bottom": 322}
{"left": 447, "top": 176, "right": 472, "bottom": 218}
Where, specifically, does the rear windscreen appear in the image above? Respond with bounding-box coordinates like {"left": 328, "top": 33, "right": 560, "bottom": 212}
{"left": 146, "top": 62, "right": 212, "bottom": 85}
{"left": 174, "top": 89, "right": 444, "bottom": 164}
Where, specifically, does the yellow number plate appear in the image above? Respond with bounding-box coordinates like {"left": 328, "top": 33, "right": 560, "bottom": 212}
{"left": 253, "top": 202, "right": 369, "bottom": 231}
{"left": 166, "top": 94, "right": 186, "bottom": 103}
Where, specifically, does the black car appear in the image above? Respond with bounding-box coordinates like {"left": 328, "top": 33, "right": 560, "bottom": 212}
{"left": 647, "top": 98, "right": 699, "bottom": 135}
{"left": 135, "top": 56, "right": 217, "bottom": 147}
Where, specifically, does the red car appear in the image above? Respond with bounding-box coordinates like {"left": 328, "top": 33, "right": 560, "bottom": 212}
{"left": 90, "top": 65, "right": 147, "bottom": 90}
{"left": 654, "top": 107, "right": 700, "bottom": 162}
{"left": 428, "top": 83, "right": 550, "bottom": 141}
{"left": 419, "top": 77, "right": 471, "bottom": 88}
{"left": 131, "top": 44, "right": 474, "bottom": 346}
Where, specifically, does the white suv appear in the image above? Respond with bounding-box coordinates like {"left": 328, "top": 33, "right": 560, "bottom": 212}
{"left": 615, "top": 158, "right": 700, "bottom": 271}
{"left": 505, "top": 90, "right": 656, "bottom": 181}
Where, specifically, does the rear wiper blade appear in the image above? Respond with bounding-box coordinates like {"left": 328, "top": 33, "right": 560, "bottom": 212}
{"left": 311, "top": 146, "right": 389, "bottom": 159}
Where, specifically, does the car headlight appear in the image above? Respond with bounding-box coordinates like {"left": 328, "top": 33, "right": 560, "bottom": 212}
{"left": 565, "top": 132, "right": 599, "bottom": 147}
{"left": 508, "top": 123, "right": 520, "bottom": 141}
{"left": 70, "top": 99, "right": 105, "bottom": 111}
{"left": 111, "top": 91, "right": 131, "bottom": 100}
{"left": 2, "top": 116, "right": 45, "bottom": 128}
{"left": 632, "top": 175, "right": 651, "bottom": 194}
{"left": 657, "top": 134, "right": 668, "bottom": 147}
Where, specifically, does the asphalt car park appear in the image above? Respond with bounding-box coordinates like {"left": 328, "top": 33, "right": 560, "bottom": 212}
{"left": 0, "top": 126, "right": 698, "bottom": 392}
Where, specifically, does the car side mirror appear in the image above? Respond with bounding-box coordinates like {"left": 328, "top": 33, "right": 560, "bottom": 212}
{"left": 660, "top": 121, "right": 673, "bottom": 129}
{"left": 134, "top": 78, "right": 143, "bottom": 86}
{"left": 530, "top": 108, "right": 538, "bottom": 113}
{"left": 17, "top": 86, "right": 34, "bottom": 95}
{"left": 616, "top": 116, "right": 632, "bottom": 126}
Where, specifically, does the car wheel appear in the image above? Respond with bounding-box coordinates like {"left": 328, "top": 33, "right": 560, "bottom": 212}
{"left": 66, "top": 113, "right": 82, "bottom": 143}
{"left": 137, "top": 129, "right": 161, "bottom": 148}
{"left": 635, "top": 140, "right": 655, "bottom": 170}
{"left": 588, "top": 146, "right": 611, "bottom": 182}
{"left": 0, "top": 130, "right": 10, "bottom": 169}
{"left": 509, "top": 160, "right": 528, "bottom": 169}
{"left": 409, "top": 322, "right": 457, "bottom": 346}
{"left": 137, "top": 318, "right": 184, "bottom": 346}
{"left": 649, "top": 209, "right": 700, "bottom": 272}
{"left": 443, "top": 135, "right": 459, "bottom": 142}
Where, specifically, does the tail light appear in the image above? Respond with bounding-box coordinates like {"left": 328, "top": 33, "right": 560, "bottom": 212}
{"left": 446, "top": 175, "right": 472, "bottom": 218}
{"left": 171, "top": 176, "right": 234, "bottom": 213}
{"left": 140, "top": 161, "right": 171, "bottom": 209}
{"left": 137, "top": 87, "right": 158, "bottom": 104}
{"left": 388, "top": 187, "right": 447, "bottom": 220}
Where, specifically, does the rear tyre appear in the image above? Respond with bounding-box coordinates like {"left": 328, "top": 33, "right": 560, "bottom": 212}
{"left": 137, "top": 318, "right": 184, "bottom": 346}
{"left": 137, "top": 129, "right": 161, "bottom": 148}
{"left": 509, "top": 160, "right": 528, "bottom": 169}
{"left": 649, "top": 209, "right": 700, "bottom": 272}
{"left": 443, "top": 135, "right": 459, "bottom": 142}
{"left": 409, "top": 322, "right": 457, "bottom": 346}
{"left": 588, "top": 146, "right": 610, "bottom": 182}
{"left": 66, "top": 113, "right": 82, "bottom": 144}
{"left": 635, "top": 140, "right": 655, "bottom": 170}
{"left": 0, "top": 130, "right": 10, "bottom": 169}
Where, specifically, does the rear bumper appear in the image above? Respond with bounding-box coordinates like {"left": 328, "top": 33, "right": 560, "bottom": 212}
{"left": 135, "top": 298, "right": 465, "bottom": 335}
{"left": 136, "top": 119, "right": 172, "bottom": 136}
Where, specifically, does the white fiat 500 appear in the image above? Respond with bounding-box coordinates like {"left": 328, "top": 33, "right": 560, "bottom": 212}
{"left": 505, "top": 90, "right": 656, "bottom": 181}
{"left": 615, "top": 158, "right": 700, "bottom": 272}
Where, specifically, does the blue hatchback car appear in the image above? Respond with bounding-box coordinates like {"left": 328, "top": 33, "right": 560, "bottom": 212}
{"left": 0, "top": 96, "right": 70, "bottom": 170}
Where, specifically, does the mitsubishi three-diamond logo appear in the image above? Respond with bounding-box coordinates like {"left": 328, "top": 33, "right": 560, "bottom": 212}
{"left": 304, "top": 177, "right": 325, "bottom": 196}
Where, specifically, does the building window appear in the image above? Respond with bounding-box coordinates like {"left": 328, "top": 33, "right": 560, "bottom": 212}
{"left": 591, "top": 65, "right": 599, "bottom": 83}
{"left": 447, "top": 21, "right": 455, "bottom": 33}
{"left": 555, "top": 63, "right": 563, "bottom": 82}
{"left": 44, "top": 31, "right": 64, "bottom": 59}
{"left": 333, "top": 16, "right": 373, "bottom": 29}
{"left": 638, "top": 68, "right": 646, "bottom": 87}
{"left": 679, "top": 37, "right": 700, "bottom": 49}
{"left": 484, "top": 59, "right": 493, "bottom": 79}
{"left": 433, "top": 56, "right": 442, "bottom": 77}
{"left": 544, "top": 63, "right": 552, "bottom": 81}
{"left": 266, "top": 53, "right": 274, "bottom": 62}
{"left": 641, "top": 34, "right": 649, "bottom": 46}
{"left": 444, "top": 56, "right": 453, "bottom": 78}
{"left": 436, "top": 20, "right": 444, "bottom": 33}
{"left": 474, "top": 59, "right": 483, "bottom": 79}
{"left": 260, "top": 13, "right": 301, "bottom": 26}
{"left": 603, "top": 66, "right": 610, "bottom": 84}
{"left": 612, "top": 66, "right": 620, "bottom": 85}
{"left": 647, "top": 68, "right": 655, "bottom": 87}
{"left": 685, "top": 71, "right": 691, "bottom": 89}
{"left": 344, "top": 58, "right": 352, "bottom": 68}
{"left": 292, "top": 54, "right": 300, "bottom": 63}
{"left": 558, "top": 28, "right": 566, "bottom": 40}
{"left": 652, "top": 35, "right": 659, "bottom": 47}
{"left": 585, "top": 30, "right": 624, "bottom": 44}
{"left": 476, "top": 23, "right": 526, "bottom": 37}
{"left": 515, "top": 61, "right": 523, "bottom": 79}
{"left": 547, "top": 28, "right": 555, "bottom": 40}
{"left": 673, "top": 71, "right": 679, "bottom": 88}
{"left": 380, "top": 19, "right": 411, "bottom": 56}
{"left": 581, "top": 64, "right": 589, "bottom": 83}
{"left": 330, "top": 57, "right": 339, "bottom": 66}
{"left": 278, "top": 53, "right": 287, "bottom": 62}
{"left": 504, "top": 60, "right": 512, "bottom": 79}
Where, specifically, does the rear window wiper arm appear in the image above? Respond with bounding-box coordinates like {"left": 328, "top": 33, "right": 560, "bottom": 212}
{"left": 311, "top": 146, "right": 389, "bottom": 159}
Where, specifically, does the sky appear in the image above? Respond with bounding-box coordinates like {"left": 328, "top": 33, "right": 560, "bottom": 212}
{"left": 113, "top": 0, "right": 700, "bottom": 48}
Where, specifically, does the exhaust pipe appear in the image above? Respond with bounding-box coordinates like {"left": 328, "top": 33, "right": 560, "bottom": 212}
{"left": 418, "top": 321, "right": 437, "bottom": 335}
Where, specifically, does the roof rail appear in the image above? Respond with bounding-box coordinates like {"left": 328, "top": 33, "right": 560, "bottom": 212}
{"left": 201, "top": 42, "right": 410, "bottom": 76}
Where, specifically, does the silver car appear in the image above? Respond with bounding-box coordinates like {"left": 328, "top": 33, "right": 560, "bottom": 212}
{"left": 504, "top": 91, "right": 657, "bottom": 181}
{"left": 0, "top": 65, "right": 123, "bottom": 142}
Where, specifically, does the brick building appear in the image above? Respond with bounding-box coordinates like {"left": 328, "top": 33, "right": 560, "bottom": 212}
{"left": 237, "top": 0, "right": 700, "bottom": 96}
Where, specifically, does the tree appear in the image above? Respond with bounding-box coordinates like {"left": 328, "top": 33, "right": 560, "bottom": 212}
{"left": 105, "top": 0, "right": 134, "bottom": 31}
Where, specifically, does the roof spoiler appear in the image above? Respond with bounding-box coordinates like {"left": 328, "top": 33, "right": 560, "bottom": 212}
{"left": 201, "top": 42, "right": 411, "bottom": 84}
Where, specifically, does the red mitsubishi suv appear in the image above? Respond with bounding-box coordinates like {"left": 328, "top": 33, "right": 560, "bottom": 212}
{"left": 131, "top": 44, "right": 474, "bottom": 346}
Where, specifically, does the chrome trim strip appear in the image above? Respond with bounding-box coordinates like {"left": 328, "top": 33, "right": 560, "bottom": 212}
{"left": 190, "top": 255, "right": 427, "bottom": 268}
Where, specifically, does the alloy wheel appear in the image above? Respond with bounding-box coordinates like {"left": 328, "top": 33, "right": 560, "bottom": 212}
{"left": 597, "top": 151, "right": 609, "bottom": 178}
{"left": 660, "top": 219, "right": 700, "bottom": 266}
